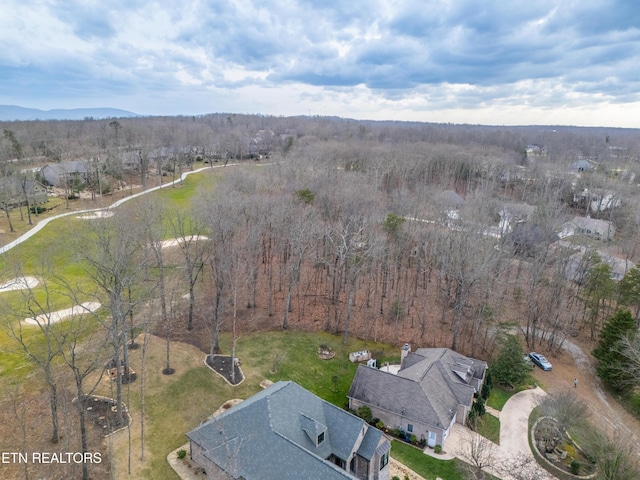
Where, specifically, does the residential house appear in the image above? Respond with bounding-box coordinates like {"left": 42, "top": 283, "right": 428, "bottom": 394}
{"left": 565, "top": 249, "right": 635, "bottom": 284}
{"left": 0, "top": 178, "right": 48, "bottom": 208}
{"left": 525, "top": 144, "right": 547, "bottom": 157}
{"left": 187, "top": 381, "right": 390, "bottom": 480}
{"left": 563, "top": 216, "right": 615, "bottom": 242}
{"left": 40, "top": 161, "right": 89, "bottom": 187}
{"left": 607, "top": 145, "right": 628, "bottom": 159}
{"left": 120, "top": 150, "right": 158, "bottom": 171}
{"left": 348, "top": 346, "right": 487, "bottom": 450}
{"left": 572, "top": 189, "right": 621, "bottom": 213}
{"left": 498, "top": 202, "right": 535, "bottom": 236}
{"left": 570, "top": 158, "right": 597, "bottom": 173}
{"left": 434, "top": 190, "right": 466, "bottom": 224}
{"left": 121, "top": 151, "right": 142, "bottom": 170}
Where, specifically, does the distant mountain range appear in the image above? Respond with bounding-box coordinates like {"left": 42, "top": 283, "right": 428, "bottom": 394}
{"left": 0, "top": 105, "right": 140, "bottom": 121}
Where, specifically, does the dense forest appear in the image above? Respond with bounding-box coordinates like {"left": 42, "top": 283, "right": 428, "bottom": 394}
{"left": 0, "top": 113, "right": 639, "bottom": 479}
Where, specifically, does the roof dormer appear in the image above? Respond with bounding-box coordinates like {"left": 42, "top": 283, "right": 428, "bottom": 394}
{"left": 299, "top": 412, "right": 327, "bottom": 447}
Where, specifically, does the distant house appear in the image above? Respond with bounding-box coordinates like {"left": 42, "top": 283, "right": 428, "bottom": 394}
{"left": 570, "top": 158, "right": 597, "bottom": 173}
{"left": 525, "top": 144, "right": 547, "bottom": 157}
{"left": 565, "top": 249, "right": 635, "bottom": 283}
{"left": 120, "top": 151, "right": 141, "bottom": 170}
{"left": 562, "top": 216, "right": 615, "bottom": 242}
{"left": 348, "top": 346, "right": 486, "bottom": 450}
{"left": 572, "top": 189, "right": 621, "bottom": 213}
{"left": 0, "top": 178, "right": 48, "bottom": 208}
{"left": 40, "top": 161, "right": 89, "bottom": 187}
{"left": 187, "top": 381, "right": 390, "bottom": 480}
{"left": 607, "top": 145, "right": 627, "bottom": 158}
{"left": 434, "top": 190, "right": 466, "bottom": 222}
{"left": 498, "top": 202, "right": 535, "bottom": 235}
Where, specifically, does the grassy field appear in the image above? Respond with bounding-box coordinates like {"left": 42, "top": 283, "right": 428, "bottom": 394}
{"left": 390, "top": 440, "right": 464, "bottom": 480}
{"left": 101, "top": 330, "right": 402, "bottom": 480}
{"left": 0, "top": 167, "right": 224, "bottom": 389}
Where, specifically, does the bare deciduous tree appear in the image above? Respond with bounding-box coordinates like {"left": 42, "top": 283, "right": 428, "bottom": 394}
{"left": 4, "top": 269, "right": 63, "bottom": 444}
{"left": 77, "top": 205, "right": 145, "bottom": 427}
{"left": 455, "top": 429, "right": 498, "bottom": 479}
{"left": 170, "top": 212, "right": 208, "bottom": 331}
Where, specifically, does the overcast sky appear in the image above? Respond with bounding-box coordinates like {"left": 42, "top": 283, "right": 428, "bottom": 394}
{"left": 2, "top": 1, "right": 640, "bottom": 127}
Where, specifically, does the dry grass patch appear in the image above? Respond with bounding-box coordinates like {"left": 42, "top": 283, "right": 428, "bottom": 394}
{"left": 96, "top": 334, "right": 261, "bottom": 480}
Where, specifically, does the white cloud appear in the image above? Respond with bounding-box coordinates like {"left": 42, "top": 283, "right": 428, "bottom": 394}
{"left": 0, "top": 0, "right": 639, "bottom": 127}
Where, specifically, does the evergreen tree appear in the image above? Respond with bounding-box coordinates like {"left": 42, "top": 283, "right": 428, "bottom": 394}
{"left": 619, "top": 266, "right": 640, "bottom": 322}
{"left": 489, "top": 334, "right": 530, "bottom": 388}
{"left": 593, "top": 309, "right": 636, "bottom": 391}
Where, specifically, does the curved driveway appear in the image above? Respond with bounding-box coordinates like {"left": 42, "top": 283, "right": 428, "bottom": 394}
{"left": 446, "top": 386, "right": 554, "bottom": 480}
{"left": 499, "top": 387, "right": 550, "bottom": 475}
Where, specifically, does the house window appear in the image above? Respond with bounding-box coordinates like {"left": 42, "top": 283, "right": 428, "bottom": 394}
{"left": 317, "top": 432, "right": 325, "bottom": 445}
{"left": 407, "top": 424, "right": 413, "bottom": 433}
{"left": 380, "top": 451, "right": 389, "bottom": 470}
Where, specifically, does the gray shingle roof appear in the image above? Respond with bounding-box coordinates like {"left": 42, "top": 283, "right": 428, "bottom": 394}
{"left": 435, "top": 190, "right": 466, "bottom": 207}
{"left": 570, "top": 216, "right": 614, "bottom": 235}
{"left": 187, "top": 381, "right": 384, "bottom": 480}
{"left": 358, "top": 426, "right": 386, "bottom": 461}
{"left": 348, "top": 348, "right": 486, "bottom": 430}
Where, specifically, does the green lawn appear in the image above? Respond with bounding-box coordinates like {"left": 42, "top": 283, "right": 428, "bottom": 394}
{"left": 486, "top": 377, "right": 537, "bottom": 411}
{"left": 0, "top": 168, "right": 224, "bottom": 390}
{"left": 154, "top": 166, "right": 220, "bottom": 209}
{"left": 486, "top": 386, "right": 516, "bottom": 410}
{"left": 234, "top": 330, "right": 399, "bottom": 408}
{"left": 390, "top": 440, "right": 464, "bottom": 480}
{"left": 473, "top": 412, "right": 501, "bottom": 444}
{"left": 103, "top": 330, "right": 403, "bottom": 480}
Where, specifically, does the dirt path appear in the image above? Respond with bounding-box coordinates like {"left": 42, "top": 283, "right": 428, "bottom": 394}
{"left": 535, "top": 336, "right": 640, "bottom": 458}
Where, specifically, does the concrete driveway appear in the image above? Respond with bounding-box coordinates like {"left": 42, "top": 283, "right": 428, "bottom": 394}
{"left": 444, "top": 386, "right": 555, "bottom": 480}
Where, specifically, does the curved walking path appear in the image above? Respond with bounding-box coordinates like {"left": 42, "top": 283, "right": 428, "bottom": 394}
{"left": 446, "top": 387, "right": 554, "bottom": 480}
{"left": 0, "top": 161, "right": 266, "bottom": 255}
{"left": 24, "top": 301, "right": 101, "bottom": 325}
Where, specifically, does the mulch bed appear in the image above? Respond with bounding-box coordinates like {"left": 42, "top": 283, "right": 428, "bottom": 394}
{"left": 205, "top": 354, "right": 244, "bottom": 386}
{"left": 76, "top": 395, "right": 130, "bottom": 435}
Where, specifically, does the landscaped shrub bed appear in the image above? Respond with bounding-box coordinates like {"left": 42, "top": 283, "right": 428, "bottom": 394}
{"left": 353, "top": 406, "right": 426, "bottom": 448}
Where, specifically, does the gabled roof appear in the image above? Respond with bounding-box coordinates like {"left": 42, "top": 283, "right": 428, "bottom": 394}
{"left": 0, "top": 178, "right": 47, "bottom": 196}
{"left": 565, "top": 249, "right": 635, "bottom": 283}
{"left": 348, "top": 348, "right": 486, "bottom": 430}
{"left": 42, "top": 161, "right": 88, "bottom": 175}
{"left": 570, "top": 216, "right": 614, "bottom": 234}
{"left": 435, "top": 190, "right": 466, "bottom": 207}
{"left": 499, "top": 202, "right": 535, "bottom": 219}
{"left": 570, "top": 159, "right": 597, "bottom": 171}
{"left": 188, "top": 381, "right": 382, "bottom": 480}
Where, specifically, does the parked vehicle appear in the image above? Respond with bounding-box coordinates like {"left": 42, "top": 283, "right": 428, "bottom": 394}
{"left": 522, "top": 354, "right": 535, "bottom": 370}
{"left": 529, "top": 352, "right": 552, "bottom": 371}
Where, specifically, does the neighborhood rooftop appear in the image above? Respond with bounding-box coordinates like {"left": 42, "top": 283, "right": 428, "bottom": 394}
{"left": 187, "top": 381, "right": 389, "bottom": 480}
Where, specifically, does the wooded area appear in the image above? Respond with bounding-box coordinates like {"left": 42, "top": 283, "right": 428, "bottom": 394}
{"left": 1, "top": 114, "right": 639, "bottom": 479}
